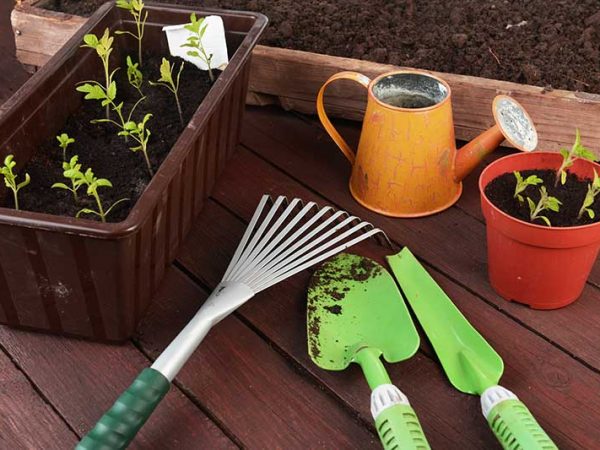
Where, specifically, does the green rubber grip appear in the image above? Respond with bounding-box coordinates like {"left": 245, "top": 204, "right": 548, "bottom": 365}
{"left": 375, "top": 403, "right": 431, "bottom": 450}
{"left": 487, "top": 399, "right": 557, "bottom": 450}
{"left": 76, "top": 368, "right": 171, "bottom": 450}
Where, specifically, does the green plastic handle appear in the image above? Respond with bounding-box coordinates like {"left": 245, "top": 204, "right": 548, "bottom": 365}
{"left": 76, "top": 368, "right": 170, "bottom": 450}
{"left": 375, "top": 403, "right": 430, "bottom": 450}
{"left": 487, "top": 399, "right": 557, "bottom": 450}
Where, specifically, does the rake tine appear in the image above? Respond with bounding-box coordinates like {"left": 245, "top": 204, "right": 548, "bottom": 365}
{"left": 228, "top": 195, "right": 287, "bottom": 280}
{"left": 234, "top": 201, "right": 320, "bottom": 281}
{"left": 223, "top": 194, "right": 271, "bottom": 279}
{"left": 254, "top": 220, "right": 377, "bottom": 290}
{"left": 243, "top": 209, "right": 348, "bottom": 286}
{"left": 255, "top": 228, "right": 387, "bottom": 292}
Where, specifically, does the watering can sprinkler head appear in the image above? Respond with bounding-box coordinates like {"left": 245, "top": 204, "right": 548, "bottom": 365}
{"left": 454, "top": 95, "right": 538, "bottom": 182}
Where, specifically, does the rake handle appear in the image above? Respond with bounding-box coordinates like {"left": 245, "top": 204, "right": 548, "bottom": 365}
{"left": 76, "top": 368, "right": 170, "bottom": 450}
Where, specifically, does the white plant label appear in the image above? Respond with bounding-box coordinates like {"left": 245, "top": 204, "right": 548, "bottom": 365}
{"left": 162, "top": 15, "right": 229, "bottom": 72}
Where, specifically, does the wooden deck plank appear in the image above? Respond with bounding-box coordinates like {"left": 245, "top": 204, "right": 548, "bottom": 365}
{"left": 0, "top": 273, "right": 236, "bottom": 450}
{"left": 0, "top": 348, "right": 78, "bottom": 449}
{"left": 241, "top": 106, "right": 600, "bottom": 372}
{"left": 135, "top": 267, "right": 380, "bottom": 449}
{"left": 175, "top": 147, "right": 600, "bottom": 448}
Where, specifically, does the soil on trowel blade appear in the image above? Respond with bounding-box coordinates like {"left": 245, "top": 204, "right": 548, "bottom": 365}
{"left": 49, "top": 0, "right": 600, "bottom": 93}
{"left": 485, "top": 169, "right": 600, "bottom": 227}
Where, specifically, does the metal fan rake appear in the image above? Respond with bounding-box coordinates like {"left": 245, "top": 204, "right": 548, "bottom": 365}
{"left": 77, "top": 194, "right": 389, "bottom": 450}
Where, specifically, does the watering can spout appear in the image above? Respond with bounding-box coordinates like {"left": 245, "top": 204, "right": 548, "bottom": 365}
{"left": 454, "top": 95, "right": 538, "bottom": 182}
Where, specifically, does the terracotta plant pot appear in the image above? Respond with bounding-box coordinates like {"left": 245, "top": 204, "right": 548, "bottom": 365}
{"left": 479, "top": 152, "right": 600, "bottom": 309}
{"left": 0, "top": 2, "right": 266, "bottom": 341}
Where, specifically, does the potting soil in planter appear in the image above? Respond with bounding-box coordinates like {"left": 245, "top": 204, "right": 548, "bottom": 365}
{"left": 48, "top": 0, "right": 600, "bottom": 93}
{"left": 485, "top": 169, "right": 600, "bottom": 227}
{"left": 3, "top": 53, "right": 215, "bottom": 222}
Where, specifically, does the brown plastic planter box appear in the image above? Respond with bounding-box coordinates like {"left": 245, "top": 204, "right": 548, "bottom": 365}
{"left": 0, "top": 2, "right": 266, "bottom": 341}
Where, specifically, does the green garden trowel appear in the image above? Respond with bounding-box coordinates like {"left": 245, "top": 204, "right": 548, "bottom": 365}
{"left": 307, "top": 253, "right": 430, "bottom": 450}
{"left": 387, "top": 248, "right": 557, "bottom": 450}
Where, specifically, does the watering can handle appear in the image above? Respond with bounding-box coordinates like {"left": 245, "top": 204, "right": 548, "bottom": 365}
{"left": 316, "top": 71, "right": 371, "bottom": 165}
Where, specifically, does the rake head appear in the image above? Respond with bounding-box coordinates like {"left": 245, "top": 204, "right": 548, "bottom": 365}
{"left": 222, "top": 195, "right": 391, "bottom": 293}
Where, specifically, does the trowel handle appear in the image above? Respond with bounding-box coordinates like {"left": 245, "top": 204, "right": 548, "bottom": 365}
{"left": 316, "top": 71, "right": 371, "bottom": 165}
{"left": 371, "top": 384, "right": 431, "bottom": 450}
{"left": 481, "top": 386, "right": 557, "bottom": 450}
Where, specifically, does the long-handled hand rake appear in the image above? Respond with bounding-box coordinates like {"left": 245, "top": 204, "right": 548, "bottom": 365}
{"left": 77, "top": 194, "right": 388, "bottom": 450}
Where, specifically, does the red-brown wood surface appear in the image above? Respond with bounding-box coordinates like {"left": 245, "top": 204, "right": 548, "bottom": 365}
{"left": 1, "top": 7, "right": 599, "bottom": 446}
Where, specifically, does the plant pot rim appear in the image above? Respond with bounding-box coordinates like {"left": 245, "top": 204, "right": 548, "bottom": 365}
{"left": 479, "top": 150, "right": 600, "bottom": 232}
{"left": 0, "top": 1, "right": 268, "bottom": 239}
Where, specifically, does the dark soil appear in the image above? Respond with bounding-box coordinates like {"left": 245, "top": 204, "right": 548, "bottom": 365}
{"left": 6, "top": 53, "right": 213, "bottom": 222}
{"left": 485, "top": 169, "right": 600, "bottom": 227}
{"left": 47, "top": 0, "right": 600, "bottom": 93}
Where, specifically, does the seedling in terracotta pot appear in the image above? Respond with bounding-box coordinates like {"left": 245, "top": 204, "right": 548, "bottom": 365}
{"left": 182, "top": 13, "right": 215, "bottom": 82}
{"left": 513, "top": 170, "right": 542, "bottom": 202}
{"left": 0, "top": 155, "right": 30, "bottom": 211}
{"left": 56, "top": 133, "right": 75, "bottom": 162}
{"left": 61, "top": 164, "right": 128, "bottom": 222}
{"left": 149, "top": 57, "right": 184, "bottom": 126}
{"left": 578, "top": 169, "right": 600, "bottom": 219}
{"left": 81, "top": 28, "right": 116, "bottom": 119}
{"left": 116, "top": 0, "right": 148, "bottom": 66}
{"left": 527, "top": 186, "right": 561, "bottom": 227}
{"left": 126, "top": 55, "right": 144, "bottom": 97}
{"left": 52, "top": 155, "right": 83, "bottom": 202}
{"left": 555, "top": 129, "right": 596, "bottom": 186}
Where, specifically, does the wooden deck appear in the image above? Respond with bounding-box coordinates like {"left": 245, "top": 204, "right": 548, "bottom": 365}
{"left": 2, "top": 6, "right": 600, "bottom": 449}
{"left": 0, "top": 103, "right": 598, "bottom": 448}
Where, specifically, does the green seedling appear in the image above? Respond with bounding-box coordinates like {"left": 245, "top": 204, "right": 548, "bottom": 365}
{"left": 578, "top": 169, "right": 600, "bottom": 220}
{"left": 513, "top": 171, "right": 543, "bottom": 202}
{"left": 116, "top": 0, "right": 148, "bottom": 66}
{"left": 118, "top": 113, "right": 154, "bottom": 176}
{"left": 182, "top": 13, "right": 214, "bottom": 82}
{"left": 149, "top": 58, "right": 184, "bottom": 126}
{"left": 126, "top": 55, "right": 144, "bottom": 97}
{"left": 52, "top": 155, "right": 83, "bottom": 202}
{"left": 527, "top": 186, "right": 561, "bottom": 227}
{"left": 555, "top": 129, "right": 596, "bottom": 186}
{"left": 0, "top": 154, "right": 30, "bottom": 211}
{"left": 81, "top": 28, "right": 117, "bottom": 119}
{"left": 56, "top": 133, "right": 75, "bottom": 162}
{"left": 60, "top": 164, "right": 128, "bottom": 222}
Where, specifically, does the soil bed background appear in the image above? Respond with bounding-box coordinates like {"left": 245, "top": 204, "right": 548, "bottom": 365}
{"left": 4, "top": 53, "right": 213, "bottom": 222}
{"left": 485, "top": 169, "right": 600, "bottom": 227}
{"left": 47, "top": 0, "right": 600, "bottom": 93}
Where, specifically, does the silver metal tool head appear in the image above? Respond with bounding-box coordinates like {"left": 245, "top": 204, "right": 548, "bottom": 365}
{"left": 222, "top": 195, "right": 390, "bottom": 293}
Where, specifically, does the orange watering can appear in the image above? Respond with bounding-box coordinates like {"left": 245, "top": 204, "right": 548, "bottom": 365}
{"left": 317, "top": 70, "right": 538, "bottom": 217}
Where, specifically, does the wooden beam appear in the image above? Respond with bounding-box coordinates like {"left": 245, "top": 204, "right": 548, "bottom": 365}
{"left": 247, "top": 45, "right": 600, "bottom": 154}
{"left": 11, "top": 0, "right": 86, "bottom": 67}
